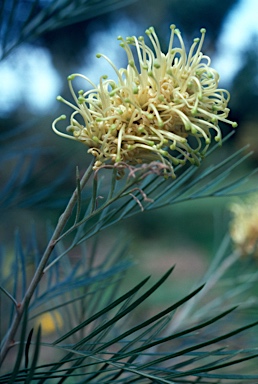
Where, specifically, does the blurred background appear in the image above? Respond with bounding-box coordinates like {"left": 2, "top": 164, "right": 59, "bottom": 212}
{"left": 1, "top": 0, "right": 258, "bottom": 296}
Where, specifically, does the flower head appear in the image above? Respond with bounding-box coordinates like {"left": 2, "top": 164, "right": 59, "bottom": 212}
{"left": 230, "top": 195, "right": 258, "bottom": 258}
{"left": 34, "top": 311, "right": 63, "bottom": 336}
{"left": 53, "top": 25, "right": 237, "bottom": 176}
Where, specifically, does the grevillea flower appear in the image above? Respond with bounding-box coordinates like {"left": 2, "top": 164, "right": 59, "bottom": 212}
{"left": 230, "top": 195, "right": 258, "bottom": 258}
{"left": 34, "top": 311, "right": 63, "bottom": 336}
{"left": 53, "top": 25, "right": 237, "bottom": 177}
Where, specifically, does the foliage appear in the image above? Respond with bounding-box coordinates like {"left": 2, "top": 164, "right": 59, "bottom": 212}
{"left": 0, "top": 0, "right": 137, "bottom": 61}
{"left": 1, "top": 135, "right": 258, "bottom": 382}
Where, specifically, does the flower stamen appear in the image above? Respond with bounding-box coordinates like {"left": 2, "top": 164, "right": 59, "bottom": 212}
{"left": 53, "top": 25, "right": 237, "bottom": 177}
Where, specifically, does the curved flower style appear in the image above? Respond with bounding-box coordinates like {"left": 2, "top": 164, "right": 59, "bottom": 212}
{"left": 53, "top": 25, "right": 237, "bottom": 176}
{"left": 230, "top": 195, "right": 258, "bottom": 258}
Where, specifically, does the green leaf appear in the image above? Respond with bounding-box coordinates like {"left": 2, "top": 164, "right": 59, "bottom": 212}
{"left": 54, "top": 267, "right": 174, "bottom": 345}
{"left": 24, "top": 328, "right": 34, "bottom": 369}
{"left": 25, "top": 325, "right": 41, "bottom": 383}
{"left": 8, "top": 303, "right": 29, "bottom": 383}
{"left": 137, "top": 319, "right": 258, "bottom": 371}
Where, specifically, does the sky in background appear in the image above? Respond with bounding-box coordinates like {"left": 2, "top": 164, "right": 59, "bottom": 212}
{"left": 213, "top": 0, "right": 258, "bottom": 83}
{"left": 0, "top": 0, "right": 258, "bottom": 116}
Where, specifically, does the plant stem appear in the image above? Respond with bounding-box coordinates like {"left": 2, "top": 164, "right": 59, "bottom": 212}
{"left": 0, "top": 163, "right": 94, "bottom": 365}
{"left": 0, "top": 286, "right": 18, "bottom": 307}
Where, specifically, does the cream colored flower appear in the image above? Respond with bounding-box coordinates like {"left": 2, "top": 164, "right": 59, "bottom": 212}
{"left": 230, "top": 195, "right": 258, "bottom": 258}
{"left": 53, "top": 25, "right": 237, "bottom": 176}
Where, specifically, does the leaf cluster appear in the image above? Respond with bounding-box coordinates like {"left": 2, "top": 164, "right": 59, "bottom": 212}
{"left": 1, "top": 136, "right": 258, "bottom": 381}
{"left": 1, "top": 238, "right": 258, "bottom": 383}
{"left": 0, "top": 0, "right": 137, "bottom": 61}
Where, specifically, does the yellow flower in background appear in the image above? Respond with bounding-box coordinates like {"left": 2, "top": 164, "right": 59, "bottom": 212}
{"left": 34, "top": 311, "right": 63, "bottom": 336}
{"left": 230, "top": 195, "right": 258, "bottom": 258}
{"left": 53, "top": 25, "right": 237, "bottom": 176}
